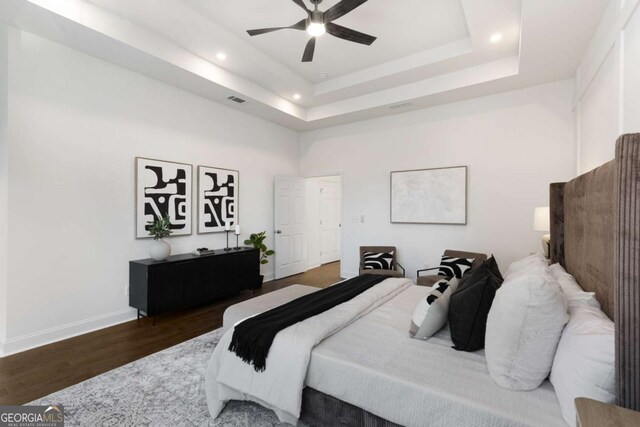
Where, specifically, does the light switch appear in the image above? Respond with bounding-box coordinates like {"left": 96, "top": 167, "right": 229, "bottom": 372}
{"left": 350, "top": 215, "right": 365, "bottom": 223}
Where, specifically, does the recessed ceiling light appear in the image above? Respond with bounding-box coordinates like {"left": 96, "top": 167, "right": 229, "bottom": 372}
{"left": 490, "top": 33, "right": 503, "bottom": 43}
{"left": 216, "top": 52, "right": 227, "bottom": 61}
{"left": 293, "top": 93, "right": 301, "bottom": 100}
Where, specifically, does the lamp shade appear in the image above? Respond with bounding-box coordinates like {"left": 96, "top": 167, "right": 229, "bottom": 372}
{"left": 533, "top": 206, "right": 550, "bottom": 232}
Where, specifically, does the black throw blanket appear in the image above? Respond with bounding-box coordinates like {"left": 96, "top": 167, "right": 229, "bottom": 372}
{"left": 228, "top": 274, "right": 389, "bottom": 372}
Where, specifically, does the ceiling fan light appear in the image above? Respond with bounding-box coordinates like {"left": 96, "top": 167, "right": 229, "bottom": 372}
{"left": 307, "top": 22, "right": 326, "bottom": 37}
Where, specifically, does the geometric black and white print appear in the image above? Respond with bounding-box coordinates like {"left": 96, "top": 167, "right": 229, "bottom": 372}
{"left": 198, "top": 166, "right": 239, "bottom": 233}
{"left": 363, "top": 251, "right": 394, "bottom": 270}
{"left": 135, "top": 157, "right": 192, "bottom": 238}
{"left": 426, "top": 279, "right": 451, "bottom": 304}
{"left": 437, "top": 255, "right": 474, "bottom": 278}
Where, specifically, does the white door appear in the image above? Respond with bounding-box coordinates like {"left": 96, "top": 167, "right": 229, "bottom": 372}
{"left": 320, "top": 180, "right": 341, "bottom": 264}
{"left": 274, "top": 176, "right": 306, "bottom": 279}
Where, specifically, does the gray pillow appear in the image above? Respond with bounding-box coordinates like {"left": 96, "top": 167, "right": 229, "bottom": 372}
{"left": 410, "top": 277, "right": 459, "bottom": 339}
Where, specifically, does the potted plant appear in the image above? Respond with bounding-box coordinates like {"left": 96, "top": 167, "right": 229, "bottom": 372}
{"left": 244, "top": 231, "right": 275, "bottom": 288}
{"left": 147, "top": 214, "right": 173, "bottom": 261}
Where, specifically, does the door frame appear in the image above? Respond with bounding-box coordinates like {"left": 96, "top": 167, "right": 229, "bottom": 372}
{"left": 303, "top": 173, "right": 344, "bottom": 271}
{"left": 273, "top": 176, "right": 307, "bottom": 280}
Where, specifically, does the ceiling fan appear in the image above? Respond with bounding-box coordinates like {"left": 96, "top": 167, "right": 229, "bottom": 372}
{"left": 246, "top": 0, "right": 377, "bottom": 62}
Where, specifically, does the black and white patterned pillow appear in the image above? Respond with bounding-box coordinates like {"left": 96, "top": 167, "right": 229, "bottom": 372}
{"left": 410, "top": 277, "right": 460, "bottom": 339}
{"left": 437, "top": 255, "right": 474, "bottom": 278}
{"left": 363, "top": 251, "right": 394, "bottom": 270}
{"left": 426, "top": 279, "right": 451, "bottom": 304}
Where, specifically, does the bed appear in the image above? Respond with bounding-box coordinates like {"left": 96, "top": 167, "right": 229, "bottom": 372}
{"left": 206, "top": 133, "right": 640, "bottom": 425}
{"left": 304, "top": 284, "right": 564, "bottom": 426}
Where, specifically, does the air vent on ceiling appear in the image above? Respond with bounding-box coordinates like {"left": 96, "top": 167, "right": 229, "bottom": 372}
{"left": 227, "top": 96, "right": 246, "bottom": 104}
{"left": 389, "top": 102, "right": 413, "bottom": 110}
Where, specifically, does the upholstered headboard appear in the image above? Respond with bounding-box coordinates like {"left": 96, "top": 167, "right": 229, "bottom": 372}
{"left": 551, "top": 161, "right": 616, "bottom": 317}
{"left": 550, "top": 133, "right": 640, "bottom": 411}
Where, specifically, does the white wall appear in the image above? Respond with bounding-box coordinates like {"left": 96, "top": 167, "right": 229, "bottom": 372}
{"left": 1, "top": 28, "right": 299, "bottom": 356}
{"left": 623, "top": 2, "right": 640, "bottom": 132}
{"left": 577, "top": 48, "right": 618, "bottom": 173}
{"left": 574, "top": 0, "right": 640, "bottom": 173}
{"left": 0, "top": 25, "right": 9, "bottom": 353}
{"left": 300, "top": 80, "right": 575, "bottom": 279}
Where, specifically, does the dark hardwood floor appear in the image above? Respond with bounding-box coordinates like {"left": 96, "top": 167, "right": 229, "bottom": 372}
{"left": 0, "top": 262, "right": 341, "bottom": 405}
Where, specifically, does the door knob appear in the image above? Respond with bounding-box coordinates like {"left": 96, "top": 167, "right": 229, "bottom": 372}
{"left": 276, "top": 230, "right": 282, "bottom": 234}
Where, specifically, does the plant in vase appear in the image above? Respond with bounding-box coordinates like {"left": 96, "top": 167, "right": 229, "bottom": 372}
{"left": 147, "top": 215, "right": 173, "bottom": 261}
{"left": 244, "top": 231, "right": 275, "bottom": 288}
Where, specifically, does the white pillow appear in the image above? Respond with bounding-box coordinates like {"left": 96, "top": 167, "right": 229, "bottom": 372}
{"left": 550, "top": 304, "right": 615, "bottom": 426}
{"left": 549, "top": 263, "right": 601, "bottom": 310}
{"left": 504, "top": 252, "right": 547, "bottom": 277}
{"left": 485, "top": 266, "right": 569, "bottom": 390}
{"left": 410, "top": 278, "right": 459, "bottom": 339}
{"left": 548, "top": 263, "right": 582, "bottom": 297}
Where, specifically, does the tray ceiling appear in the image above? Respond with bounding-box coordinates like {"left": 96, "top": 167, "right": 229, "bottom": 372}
{"left": 0, "top": 0, "right": 610, "bottom": 130}
{"left": 183, "top": 0, "right": 471, "bottom": 83}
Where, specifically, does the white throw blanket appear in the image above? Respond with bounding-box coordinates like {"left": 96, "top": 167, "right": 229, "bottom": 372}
{"left": 205, "top": 277, "right": 412, "bottom": 424}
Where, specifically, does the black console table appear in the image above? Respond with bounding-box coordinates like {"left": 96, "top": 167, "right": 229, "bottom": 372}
{"left": 129, "top": 247, "right": 260, "bottom": 320}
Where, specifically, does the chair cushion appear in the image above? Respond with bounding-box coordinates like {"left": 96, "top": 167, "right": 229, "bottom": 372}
{"left": 448, "top": 256, "right": 503, "bottom": 352}
{"left": 363, "top": 251, "right": 394, "bottom": 270}
{"left": 437, "top": 255, "right": 475, "bottom": 278}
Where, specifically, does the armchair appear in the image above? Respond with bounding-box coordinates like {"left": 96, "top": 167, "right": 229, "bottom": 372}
{"left": 416, "top": 249, "right": 487, "bottom": 286}
{"left": 359, "top": 246, "right": 405, "bottom": 278}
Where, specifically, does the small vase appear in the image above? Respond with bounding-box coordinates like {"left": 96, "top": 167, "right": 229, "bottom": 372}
{"left": 150, "top": 239, "right": 171, "bottom": 261}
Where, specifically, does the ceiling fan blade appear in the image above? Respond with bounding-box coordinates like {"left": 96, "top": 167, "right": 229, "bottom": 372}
{"left": 291, "top": 0, "right": 311, "bottom": 14}
{"left": 247, "top": 27, "right": 287, "bottom": 36}
{"left": 324, "top": 0, "right": 368, "bottom": 22}
{"left": 325, "top": 22, "right": 376, "bottom": 45}
{"left": 302, "top": 37, "right": 316, "bottom": 62}
{"left": 247, "top": 19, "right": 307, "bottom": 36}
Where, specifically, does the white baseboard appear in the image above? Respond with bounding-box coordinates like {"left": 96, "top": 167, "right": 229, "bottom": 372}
{"left": 306, "top": 262, "right": 321, "bottom": 271}
{"left": 342, "top": 270, "right": 358, "bottom": 279}
{"left": 0, "top": 308, "right": 137, "bottom": 357}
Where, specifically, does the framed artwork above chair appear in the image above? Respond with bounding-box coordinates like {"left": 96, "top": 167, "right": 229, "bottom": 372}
{"left": 390, "top": 166, "right": 467, "bottom": 225}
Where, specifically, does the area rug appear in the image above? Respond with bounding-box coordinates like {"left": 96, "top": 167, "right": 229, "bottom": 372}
{"left": 30, "top": 328, "right": 301, "bottom": 426}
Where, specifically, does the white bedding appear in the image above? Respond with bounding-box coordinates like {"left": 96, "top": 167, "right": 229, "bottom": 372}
{"left": 205, "top": 277, "right": 413, "bottom": 424}
{"left": 306, "top": 285, "right": 566, "bottom": 427}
